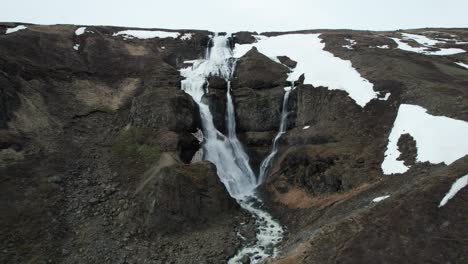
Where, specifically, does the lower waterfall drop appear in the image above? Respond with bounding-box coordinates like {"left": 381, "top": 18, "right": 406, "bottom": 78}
{"left": 258, "top": 85, "right": 293, "bottom": 184}
{"left": 180, "top": 34, "right": 284, "bottom": 263}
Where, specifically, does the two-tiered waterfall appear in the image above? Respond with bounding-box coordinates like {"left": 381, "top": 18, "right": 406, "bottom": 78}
{"left": 180, "top": 34, "right": 286, "bottom": 263}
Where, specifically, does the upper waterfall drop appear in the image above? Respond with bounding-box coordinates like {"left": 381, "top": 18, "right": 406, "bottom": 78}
{"left": 179, "top": 34, "right": 257, "bottom": 198}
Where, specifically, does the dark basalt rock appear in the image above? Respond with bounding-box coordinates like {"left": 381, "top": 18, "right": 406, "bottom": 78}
{"left": 277, "top": 55, "right": 297, "bottom": 68}
{"left": 135, "top": 160, "right": 238, "bottom": 234}
{"left": 233, "top": 31, "right": 258, "bottom": 44}
{"left": 397, "top": 133, "right": 417, "bottom": 166}
{"left": 233, "top": 86, "right": 286, "bottom": 132}
{"left": 232, "top": 47, "right": 289, "bottom": 90}
{"left": 130, "top": 87, "right": 200, "bottom": 132}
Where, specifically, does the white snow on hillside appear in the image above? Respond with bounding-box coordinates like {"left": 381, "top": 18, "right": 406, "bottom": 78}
{"left": 390, "top": 33, "right": 466, "bottom": 56}
{"left": 343, "top": 38, "right": 356, "bottom": 50}
{"left": 112, "top": 30, "right": 179, "bottom": 40}
{"left": 75, "top": 27, "right": 86, "bottom": 36}
{"left": 233, "top": 34, "right": 378, "bottom": 107}
{"left": 402, "top": 33, "right": 444, "bottom": 46}
{"left": 439, "top": 174, "right": 468, "bottom": 207}
{"left": 5, "top": 25, "right": 27, "bottom": 34}
{"left": 180, "top": 33, "right": 192, "bottom": 40}
{"left": 382, "top": 104, "right": 468, "bottom": 174}
{"left": 455, "top": 62, "right": 468, "bottom": 69}
{"left": 73, "top": 44, "right": 80, "bottom": 50}
{"left": 372, "top": 195, "right": 390, "bottom": 202}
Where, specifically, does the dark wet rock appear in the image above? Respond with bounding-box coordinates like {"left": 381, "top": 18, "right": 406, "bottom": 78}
{"left": 203, "top": 87, "right": 227, "bottom": 133}
{"left": 240, "top": 254, "right": 251, "bottom": 264}
{"left": 207, "top": 75, "right": 227, "bottom": 90}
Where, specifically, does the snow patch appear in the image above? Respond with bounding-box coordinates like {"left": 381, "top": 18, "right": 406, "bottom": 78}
{"left": 402, "top": 33, "right": 445, "bottom": 46}
{"left": 372, "top": 195, "right": 390, "bottom": 202}
{"left": 377, "top": 45, "right": 389, "bottom": 49}
{"left": 455, "top": 62, "right": 468, "bottom": 69}
{"left": 343, "top": 38, "right": 356, "bottom": 50}
{"left": 382, "top": 104, "right": 468, "bottom": 174}
{"left": 73, "top": 44, "right": 80, "bottom": 51}
{"left": 75, "top": 27, "right": 86, "bottom": 36}
{"left": 303, "top": 126, "right": 310, "bottom": 130}
{"left": 379, "top": 92, "right": 391, "bottom": 100}
{"left": 390, "top": 33, "right": 466, "bottom": 56}
{"left": 234, "top": 34, "right": 378, "bottom": 107}
{"left": 5, "top": 25, "right": 27, "bottom": 34}
{"left": 439, "top": 174, "right": 468, "bottom": 207}
{"left": 112, "top": 30, "right": 180, "bottom": 40}
{"left": 180, "top": 33, "right": 192, "bottom": 40}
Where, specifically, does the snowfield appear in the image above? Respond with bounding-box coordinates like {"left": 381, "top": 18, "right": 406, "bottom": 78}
{"left": 113, "top": 30, "right": 180, "bottom": 39}
{"left": 382, "top": 104, "right": 468, "bottom": 174}
{"left": 234, "top": 34, "right": 378, "bottom": 107}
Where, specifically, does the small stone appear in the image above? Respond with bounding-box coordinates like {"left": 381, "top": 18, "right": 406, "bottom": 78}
{"left": 240, "top": 255, "right": 251, "bottom": 264}
{"left": 47, "top": 175, "right": 62, "bottom": 183}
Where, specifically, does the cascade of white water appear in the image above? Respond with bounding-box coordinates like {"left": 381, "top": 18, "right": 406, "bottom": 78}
{"left": 180, "top": 34, "right": 284, "bottom": 263}
{"left": 180, "top": 34, "right": 256, "bottom": 197}
{"left": 258, "top": 85, "right": 293, "bottom": 184}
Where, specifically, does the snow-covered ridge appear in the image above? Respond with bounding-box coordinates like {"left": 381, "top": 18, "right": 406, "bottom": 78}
{"left": 112, "top": 29, "right": 193, "bottom": 40}
{"left": 382, "top": 104, "right": 468, "bottom": 175}
{"left": 390, "top": 33, "right": 466, "bottom": 56}
{"left": 234, "top": 34, "right": 378, "bottom": 107}
{"left": 5, "top": 25, "right": 27, "bottom": 34}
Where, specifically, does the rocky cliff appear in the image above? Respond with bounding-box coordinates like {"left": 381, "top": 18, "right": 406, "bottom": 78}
{"left": 1, "top": 23, "right": 467, "bottom": 264}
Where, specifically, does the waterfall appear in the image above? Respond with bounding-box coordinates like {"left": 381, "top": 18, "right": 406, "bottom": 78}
{"left": 180, "top": 34, "right": 257, "bottom": 197}
{"left": 180, "top": 34, "right": 284, "bottom": 263}
{"left": 257, "top": 85, "right": 293, "bottom": 184}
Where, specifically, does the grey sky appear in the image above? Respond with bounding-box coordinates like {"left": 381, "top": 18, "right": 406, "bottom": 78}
{"left": 1, "top": 0, "right": 467, "bottom": 32}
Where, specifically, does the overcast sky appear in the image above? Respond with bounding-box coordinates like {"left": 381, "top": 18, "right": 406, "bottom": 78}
{"left": 1, "top": 0, "right": 468, "bottom": 32}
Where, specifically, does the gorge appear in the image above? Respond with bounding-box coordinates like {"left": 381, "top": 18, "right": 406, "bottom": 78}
{"left": 1, "top": 23, "right": 468, "bottom": 264}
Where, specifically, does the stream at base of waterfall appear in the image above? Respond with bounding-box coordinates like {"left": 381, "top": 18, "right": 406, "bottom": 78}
{"left": 180, "top": 34, "right": 291, "bottom": 263}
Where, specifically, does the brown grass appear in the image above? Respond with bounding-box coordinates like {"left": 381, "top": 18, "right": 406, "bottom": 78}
{"left": 270, "top": 181, "right": 379, "bottom": 209}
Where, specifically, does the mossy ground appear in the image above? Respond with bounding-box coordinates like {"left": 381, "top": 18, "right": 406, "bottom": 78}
{"left": 111, "top": 128, "right": 160, "bottom": 168}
